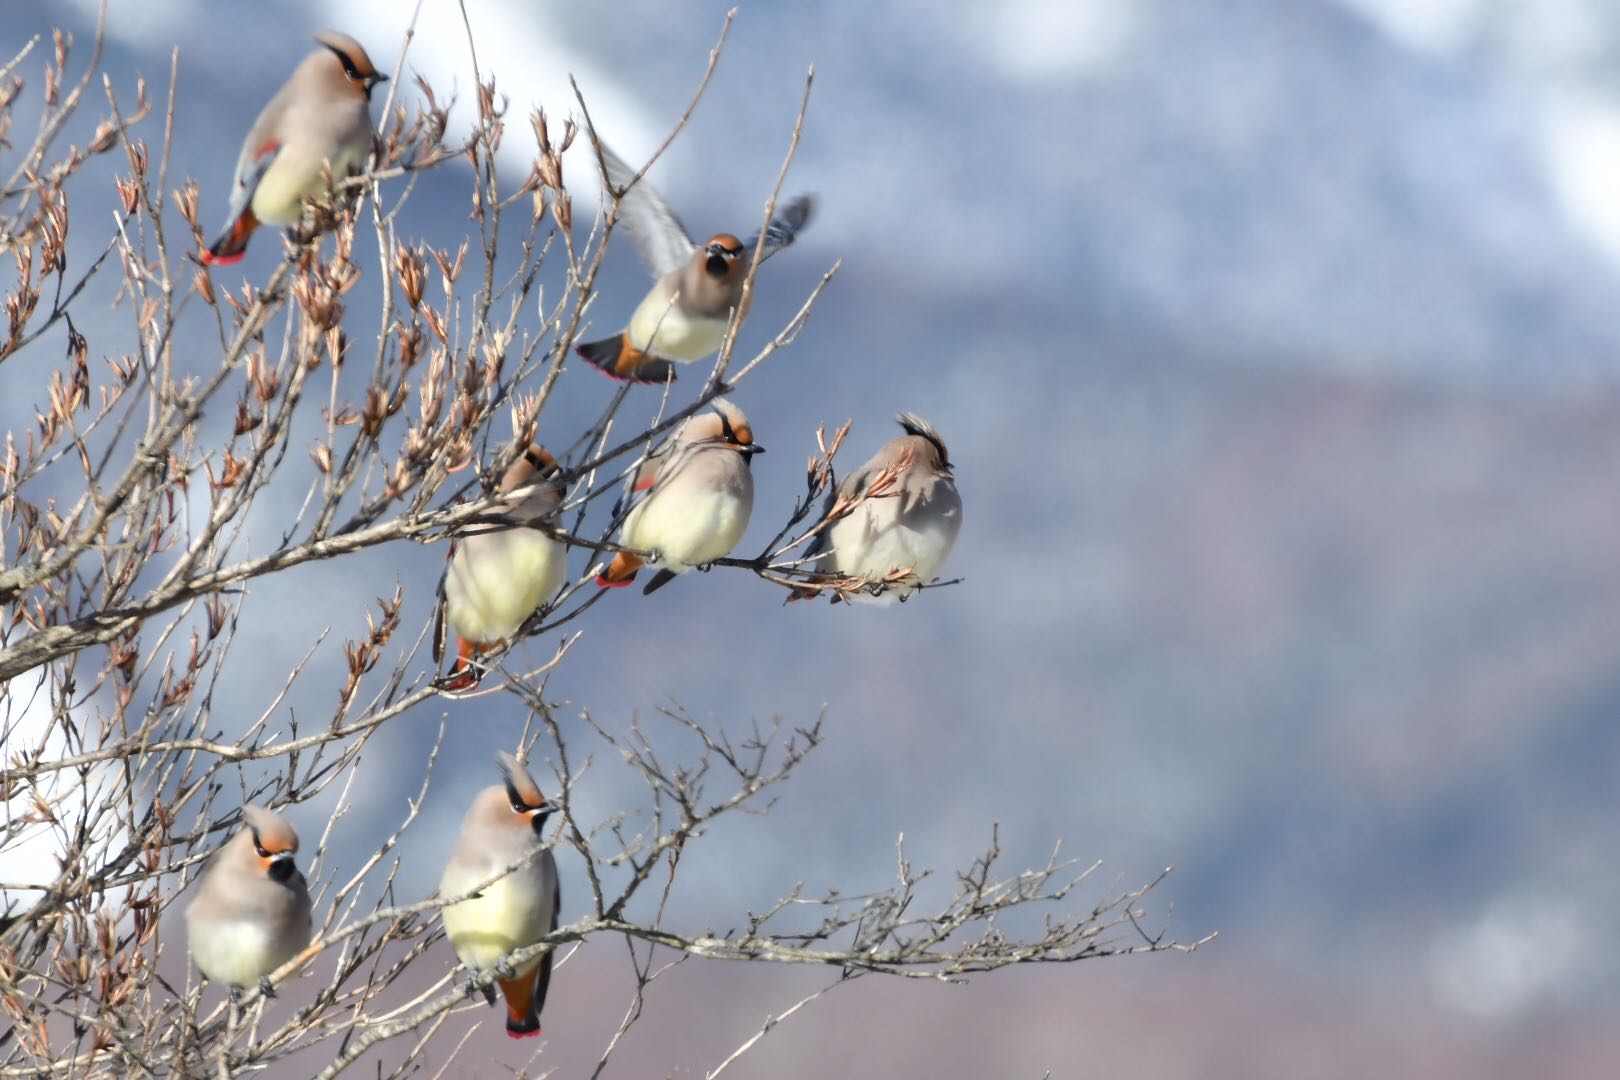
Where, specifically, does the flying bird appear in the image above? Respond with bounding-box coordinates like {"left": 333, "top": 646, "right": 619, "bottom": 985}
{"left": 201, "top": 31, "right": 388, "bottom": 265}
{"left": 575, "top": 143, "right": 814, "bottom": 383}
{"left": 440, "top": 751, "right": 561, "bottom": 1040}
{"left": 596, "top": 398, "right": 762, "bottom": 594}
{"left": 435, "top": 445, "right": 566, "bottom": 690}
{"left": 799, "top": 412, "right": 962, "bottom": 604}
{"left": 186, "top": 805, "right": 313, "bottom": 999}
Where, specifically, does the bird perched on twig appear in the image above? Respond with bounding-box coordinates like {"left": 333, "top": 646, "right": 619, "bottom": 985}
{"left": 434, "top": 445, "right": 566, "bottom": 690}
{"left": 575, "top": 142, "right": 814, "bottom": 383}
{"left": 597, "top": 398, "right": 762, "bottom": 594}
{"left": 201, "top": 30, "right": 387, "bottom": 265}
{"left": 797, "top": 412, "right": 962, "bottom": 604}
{"left": 186, "top": 805, "right": 313, "bottom": 1000}
{"left": 440, "top": 752, "right": 561, "bottom": 1040}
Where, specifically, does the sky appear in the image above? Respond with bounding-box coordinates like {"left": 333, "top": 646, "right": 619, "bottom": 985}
{"left": 7, "top": 0, "right": 1620, "bottom": 1076}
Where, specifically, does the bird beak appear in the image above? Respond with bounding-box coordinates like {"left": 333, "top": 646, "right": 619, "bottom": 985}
{"left": 741, "top": 443, "right": 764, "bottom": 458}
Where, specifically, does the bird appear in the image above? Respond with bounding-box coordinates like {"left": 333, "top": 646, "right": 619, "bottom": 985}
{"left": 186, "top": 805, "right": 313, "bottom": 1000}
{"left": 440, "top": 751, "right": 561, "bottom": 1040}
{"left": 574, "top": 142, "right": 814, "bottom": 383}
{"left": 200, "top": 31, "right": 388, "bottom": 265}
{"left": 434, "top": 445, "right": 566, "bottom": 690}
{"left": 798, "top": 412, "right": 962, "bottom": 604}
{"left": 596, "top": 397, "right": 762, "bottom": 594}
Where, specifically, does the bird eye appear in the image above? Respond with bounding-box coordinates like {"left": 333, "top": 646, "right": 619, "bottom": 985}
{"left": 254, "top": 842, "right": 270, "bottom": 858}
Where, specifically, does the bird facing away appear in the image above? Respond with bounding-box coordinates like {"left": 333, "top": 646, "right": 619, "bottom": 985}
{"left": 435, "top": 445, "right": 566, "bottom": 690}
{"left": 596, "top": 398, "right": 762, "bottom": 594}
{"left": 186, "top": 805, "right": 313, "bottom": 998}
{"left": 201, "top": 31, "right": 387, "bottom": 265}
{"left": 801, "top": 412, "right": 962, "bottom": 604}
{"left": 574, "top": 142, "right": 815, "bottom": 383}
{"left": 440, "top": 752, "right": 561, "bottom": 1040}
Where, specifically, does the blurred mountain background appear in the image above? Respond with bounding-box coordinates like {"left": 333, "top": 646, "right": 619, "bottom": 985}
{"left": 8, "top": 0, "right": 1620, "bottom": 1074}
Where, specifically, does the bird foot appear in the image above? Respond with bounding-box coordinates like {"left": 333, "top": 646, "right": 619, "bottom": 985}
{"left": 463, "top": 973, "right": 496, "bottom": 1005}
{"left": 493, "top": 959, "right": 517, "bottom": 981}
{"left": 257, "top": 975, "right": 277, "bottom": 999}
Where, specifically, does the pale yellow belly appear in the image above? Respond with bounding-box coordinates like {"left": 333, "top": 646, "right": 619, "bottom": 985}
{"left": 444, "top": 530, "right": 564, "bottom": 643}
{"left": 190, "top": 919, "right": 302, "bottom": 988}
{"left": 624, "top": 487, "right": 749, "bottom": 571}
{"left": 250, "top": 137, "right": 373, "bottom": 226}
{"left": 824, "top": 504, "right": 960, "bottom": 604}
{"left": 627, "top": 293, "right": 728, "bottom": 362}
{"left": 441, "top": 864, "right": 555, "bottom": 976}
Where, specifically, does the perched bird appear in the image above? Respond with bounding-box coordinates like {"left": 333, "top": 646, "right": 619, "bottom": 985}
{"left": 440, "top": 752, "right": 561, "bottom": 1040}
{"left": 186, "top": 805, "right": 313, "bottom": 999}
{"left": 597, "top": 398, "right": 762, "bottom": 594}
{"left": 799, "top": 412, "right": 962, "bottom": 604}
{"left": 201, "top": 31, "right": 388, "bottom": 265}
{"left": 435, "top": 445, "right": 566, "bottom": 690}
{"left": 575, "top": 143, "right": 814, "bottom": 383}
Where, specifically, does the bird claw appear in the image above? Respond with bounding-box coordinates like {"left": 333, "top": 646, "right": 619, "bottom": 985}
{"left": 493, "top": 959, "right": 517, "bottom": 981}
{"left": 228, "top": 985, "right": 244, "bottom": 1004}
{"left": 257, "top": 975, "right": 277, "bottom": 999}
{"left": 463, "top": 973, "right": 496, "bottom": 1005}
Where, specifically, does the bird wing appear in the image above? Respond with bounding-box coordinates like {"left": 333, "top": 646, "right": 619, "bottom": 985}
{"left": 803, "top": 462, "right": 871, "bottom": 562}
{"left": 216, "top": 140, "right": 282, "bottom": 234}
{"left": 610, "top": 434, "right": 673, "bottom": 522}
{"left": 596, "top": 142, "right": 696, "bottom": 279}
{"left": 533, "top": 871, "right": 560, "bottom": 1019}
{"left": 744, "top": 194, "right": 816, "bottom": 263}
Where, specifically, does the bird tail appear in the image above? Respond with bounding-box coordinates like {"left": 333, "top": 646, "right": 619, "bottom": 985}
{"left": 440, "top": 637, "right": 486, "bottom": 691}
{"left": 202, "top": 207, "right": 260, "bottom": 266}
{"left": 595, "top": 551, "right": 642, "bottom": 588}
{"left": 497, "top": 974, "right": 541, "bottom": 1039}
{"left": 642, "top": 568, "right": 679, "bottom": 595}
{"left": 575, "top": 335, "right": 677, "bottom": 384}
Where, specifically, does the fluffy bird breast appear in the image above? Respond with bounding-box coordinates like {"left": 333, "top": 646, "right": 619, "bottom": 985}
{"left": 443, "top": 529, "right": 564, "bottom": 644}
{"left": 623, "top": 480, "right": 752, "bottom": 571}
{"left": 440, "top": 850, "right": 558, "bottom": 976}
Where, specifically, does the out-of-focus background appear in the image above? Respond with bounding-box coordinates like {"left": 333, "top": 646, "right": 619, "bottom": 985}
{"left": 9, "top": 0, "right": 1620, "bottom": 1075}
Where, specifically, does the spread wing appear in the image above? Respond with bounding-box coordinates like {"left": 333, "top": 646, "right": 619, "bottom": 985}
{"left": 744, "top": 194, "right": 816, "bottom": 263}
{"left": 597, "top": 142, "right": 696, "bottom": 280}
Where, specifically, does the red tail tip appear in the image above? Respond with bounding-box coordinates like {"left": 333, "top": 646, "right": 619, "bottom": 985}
{"left": 200, "top": 249, "right": 245, "bottom": 267}
{"left": 585, "top": 359, "right": 635, "bottom": 384}
{"left": 506, "top": 1023, "right": 542, "bottom": 1040}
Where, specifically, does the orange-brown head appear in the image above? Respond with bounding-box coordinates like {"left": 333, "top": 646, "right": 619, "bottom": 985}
{"left": 701, "top": 233, "right": 745, "bottom": 279}
{"left": 497, "top": 444, "right": 561, "bottom": 495}
{"left": 239, "top": 805, "right": 301, "bottom": 883}
{"left": 680, "top": 397, "right": 763, "bottom": 460}
{"left": 466, "top": 751, "right": 556, "bottom": 840}
{"left": 312, "top": 30, "right": 388, "bottom": 101}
